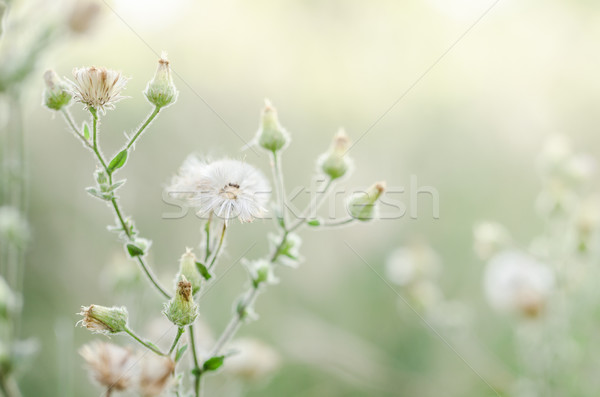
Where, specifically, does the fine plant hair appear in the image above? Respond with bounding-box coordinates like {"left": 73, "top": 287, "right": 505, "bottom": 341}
{"left": 44, "top": 55, "right": 385, "bottom": 396}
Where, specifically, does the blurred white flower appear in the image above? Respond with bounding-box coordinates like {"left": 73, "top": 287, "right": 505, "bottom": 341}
{"left": 473, "top": 221, "right": 512, "bottom": 260}
{"left": 69, "top": 66, "right": 128, "bottom": 113}
{"left": 385, "top": 242, "right": 441, "bottom": 286}
{"left": 484, "top": 250, "right": 555, "bottom": 317}
{"left": 80, "top": 341, "right": 136, "bottom": 392}
{"left": 137, "top": 355, "right": 175, "bottom": 397}
{"left": 223, "top": 338, "right": 281, "bottom": 382}
{"left": 168, "top": 157, "right": 270, "bottom": 223}
{"left": 0, "top": 206, "right": 30, "bottom": 246}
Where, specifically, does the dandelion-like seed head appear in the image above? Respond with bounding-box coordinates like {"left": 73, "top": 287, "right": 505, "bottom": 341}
{"left": 79, "top": 341, "right": 136, "bottom": 392}
{"left": 168, "top": 157, "right": 270, "bottom": 223}
{"left": 138, "top": 354, "right": 175, "bottom": 397}
{"left": 70, "top": 66, "right": 129, "bottom": 113}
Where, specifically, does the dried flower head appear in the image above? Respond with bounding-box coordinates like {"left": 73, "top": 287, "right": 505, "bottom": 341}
{"left": 70, "top": 66, "right": 128, "bottom": 113}
{"left": 223, "top": 338, "right": 280, "bottom": 382}
{"left": 78, "top": 304, "right": 128, "bottom": 334}
{"left": 80, "top": 341, "right": 136, "bottom": 392}
{"left": 168, "top": 157, "right": 270, "bottom": 223}
{"left": 137, "top": 354, "right": 175, "bottom": 397}
{"left": 164, "top": 276, "right": 199, "bottom": 327}
{"left": 144, "top": 53, "right": 178, "bottom": 108}
{"left": 317, "top": 129, "right": 353, "bottom": 180}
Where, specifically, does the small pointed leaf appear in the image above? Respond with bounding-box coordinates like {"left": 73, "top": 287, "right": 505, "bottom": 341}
{"left": 195, "top": 261, "right": 212, "bottom": 280}
{"left": 108, "top": 150, "right": 128, "bottom": 174}
{"left": 202, "top": 356, "right": 225, "bottom": 372}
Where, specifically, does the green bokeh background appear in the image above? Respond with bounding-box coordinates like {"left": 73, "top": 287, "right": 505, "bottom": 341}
{"left": 10, "top": 0, "right": 600, "bottom": 395}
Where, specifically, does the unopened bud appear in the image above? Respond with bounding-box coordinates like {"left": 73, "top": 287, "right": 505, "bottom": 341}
{"left": 318, "top": 129, "right": 352, "bottom": 180}
{"left": 178, "top": 248, "right": 202, "bottom": 294}
{"left": 347, "top": 182, "right": 386, "bottom": 221}
{"left": 144, "top": 53, "right": 178, "bottom": 108}
{"left": 78, "top": 305, "right": 128, "bottom": 334}
{"left": 43, "top": 70, "right": 72, "bottom": 111}
{"left": 256, "top": 100, "right": 290, "bottom": 152}
{"left": 243, "top": 259, "right": 277, "bottom": 288}
{"left": 164, "top": 276, "right": 198, "bottom": 327}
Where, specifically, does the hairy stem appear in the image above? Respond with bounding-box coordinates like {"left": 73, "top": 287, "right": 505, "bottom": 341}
{"left": 207, "top": 222, "right": 226, "bottom": 270}
{"left": 271, "top": 151, "right": 287, "bottom": 228}
{"left": 288, "top": 178, "right": 334, "bottom": 232}
{"left": 124, "top": 327, "right": 165, "bottom": 356}
{"left": 169, "top": 327, "right": 184, "bottom": 355}
{"left": 188, "top": 325, "right": 201, "bottom": 397}
{"left": 61, "top": 109, "right": 93, "bottom": 151}
{"left": 126, "top": 106, "right": 161, "bottom": 150}
{"left": 90, "top": 108, "right": 109, "bottom": 172}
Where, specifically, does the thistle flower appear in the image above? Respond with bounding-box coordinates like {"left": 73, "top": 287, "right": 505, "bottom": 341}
{"left": 223, "top": 338, "right": 280, "bottom": 382}
{"left": 78, "top": 305, "right": 128, "bottom": 334}
{"left": 43, "top": 70, "right": 72, "bottom": 110}
{"left": 144, "top": 53, "right": 178, "bottom": 108}
{"left": 137, "top": 354, "right": 175, "bottom": 397}
{"left": 69, "top": 66, "right": 128, "bottom": 113}
{"left": 317, "top": 129, "right": 352, "bottom": 180}
{"left": 168, "top": 157, "right": 270, "bottom": 223}
{"left": 346, "top": 182, "right": 386, "bottom": 221}
{"left": 80, "top": 341, "right": 136, "bottom": 392}
{"left": 484, "top": 250, "right": 554, "bottom": 317}
{"left": 178, "top": 248, "right": 202, "bottom": 294}
{"left": 255, "top": 99, "right": 290, "bottom": 152}
{"left": 164, "top": 276, "right": 198, "bottom": 327}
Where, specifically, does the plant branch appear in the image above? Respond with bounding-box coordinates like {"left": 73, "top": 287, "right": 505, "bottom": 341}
{"left": 207, "top": 222, "right": 226, "bottom": 270}
{"left": 270, "top": 151, "right": 287, "bottom": 228}
{"left": 188, "top": 325, "right": 202, "bottom": 397}
{"left": 288, "top": 177, "right": 334, "bottom": 232}
{"left": 169, "top": 327, "right": 184, "bottom": 355}
{"left": 124, "top": 327, "right": 165, "bottom": 356}
{"left": 126, "top": 106, "right": 161, "bottom": 150}
{"left": 61, "top": 109, "right": 93, "bottom": 151}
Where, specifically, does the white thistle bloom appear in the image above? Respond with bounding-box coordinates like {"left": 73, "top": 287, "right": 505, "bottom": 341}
{"left": 223, "top": 338, "right": 280, "bottom": 382}
{"left": 70, "top": 66, "right": 129, "bottom": 113}
{"left": 79, "top": 341, "right": 136, "bottom": 392}
{"left": 168, "top": 157, "right": 270, "bottom": 223}
{"left": 484, "top": 250, "right": 554, "bottom": 317}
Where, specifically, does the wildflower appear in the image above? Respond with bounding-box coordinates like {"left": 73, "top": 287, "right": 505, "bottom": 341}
{"left": 317, "top": 129, "right": 352, "bottom": 180}
{"left": 137, "top": 354, "right": 175, "bottom": 397}
{"left": 178, "top": 248, "right": 202, "bottom": 294}
{"left": 255, "top": 99, "right": 290, "bottom": 152}
{"left": 144, "top": 53, "right": 178, "bottom": 108}
{"left": 484, "top": 250, "right": 554, "bottom": 317}
{"left": 80, "top": 341, "right": 136, "bottom": 392}
{"left": 386, "top": 242, "right": 441, "bottom": 287}
{"left": 78, "top": 305, "right": 128, "bottom": 334}
{"left": 473, "top": 221, "right": 512, "bottom": 260}
{"left": 69, "top": 66, "right": 128, "bottom": 113}
{"left": 223, "top": 338, "right": 280, "bottom": 382}
{"left": 164, "top": 276, "right": 198, "bottom": 327}
{"left": 168, "top": 157, "right": 270, "bottom": 223}
{"left": 43, "top": 70, "right": 72, "bottom": 110}
{"left": 346, "top": 182, "right": 386, "bottom": 221}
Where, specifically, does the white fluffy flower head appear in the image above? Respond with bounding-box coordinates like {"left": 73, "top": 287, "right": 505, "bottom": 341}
{"left": 70, "top": 66, "right": 128, "bottom": 113}
{"left": 169, "top": 157, "right": 270, "bottom": 223}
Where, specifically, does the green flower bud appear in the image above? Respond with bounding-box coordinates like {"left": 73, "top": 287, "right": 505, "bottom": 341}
{"left": 256, "top": 100, "right": 290, "bottom": 152}
{"left": 144, "top": 53, "right": 178, "bottom": 108}
{"left": 164, "top": 276, "right": 198, "bottom": 327}
{"left": 347, "top": 182, "right": 386, "bottom": 221}
{"left": 318, "top": 129, "right": 352, "bottom": 180}
{"left": 43, "top": 70, "right": 72, "bottom": 110}
{"left": 243, "top": 259, "right": 277, "bottom": 288}
{"left": 178, "top": 248, "right": 202, "bottom": 294}
{"left": 78, "top": 305, "right": 128, "bottom": 334}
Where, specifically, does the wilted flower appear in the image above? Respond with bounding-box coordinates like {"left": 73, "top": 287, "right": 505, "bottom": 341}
{"left": 164, "top": 276, "right": 198, "bottom": 327}
{"left": 144, "top": 53, "right": 177, "bottom": 108}
{"left": 177, "top": 248, "right": 202, "bottom": 294}
{"left": 168, "top": 157, "right": 270, "bottom": 223}
{"left": 255, "top": 99, "right": 290, "bottom": 152}
{"left": 473, "top": 221, "right": 512, "bottom": 260}
{"left": 137, "top": 354, "right": 175, "bottom": 397}
{"left": 78, "top": 305, "right": 128, "bottom": 334}
{"left": 484, "top": 250, "right": 554, "bottom": 317}
{"left": 80, "top": 341, "right": 136, "bottom": 392}
{"left": 386, "top": 242, "right": 441, "bottom": 286}
{"left": 43, "top": 70, "right": 72, "bottom": 110}
{"left": 223, "top": 338, "right": 280, "bottom": 382}
{"left": 317, "top": 129, "right": 352, "bottom": 180}
{"left": 69, "top": 66, "right": 128, "bottom": 113}
{"left": 346, "top": 182, "right": 386, "bottom": 221}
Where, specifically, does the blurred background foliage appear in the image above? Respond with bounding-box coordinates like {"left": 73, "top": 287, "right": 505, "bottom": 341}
{"left": 3, "top": 0, "right": 600, "bottom": 395}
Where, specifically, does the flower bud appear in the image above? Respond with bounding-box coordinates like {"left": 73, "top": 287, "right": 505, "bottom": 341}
{"left": 178, "top": 248, "right": 202, "bottom": 294}
{"left": 347, "top": 182, "right": 386, "bottom": 221}
{"left": 243, "top": 259, "right": 278, "bottom": 288}
{"left": 144, "top": 53, "right": 178, "bottom": 108}
{"left": 256, "top": 100, "right": 290, "bottom": 153}
{"left": 318, "top": 129, "right": 352, "bottom": 180}
{"left": 43, "top": 70, "right": 72, "bottom": 111}
{"left": 164, "top": 276, "right": 198, "bottom": 327}
{"left": 78, "top": 305, "right": 128, "bottom": 334}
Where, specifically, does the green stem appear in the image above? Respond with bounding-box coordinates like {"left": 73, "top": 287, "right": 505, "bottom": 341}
{"left": 124, "top": 327, "right": 165, "bottom": 356}
{"left": 204, "top": 214, "right": 212, "bottom": 261}
{"left": 288, "top": 178, "right": 334, "bottom": 232}
{"left": 169, "top": 327, "right": 184, "bottom": 355}
{"left": 188, "top": 325, "right": 202, "bottom": 397}
{"left": 90, "top": 108, "right": 109, "bottom": 172}
{"left": 207, "top": 222, "right": 226, "bottom": 270}
{"left": 319, "top": 217, "right": 354, "bottom": 228}
{"left": 271, "top": 151, "right": 287, "bottom": 228}
{"left": 126, "top": 106, "right": 161, "bottom": 150}
{"left": 61, "top": 109, "right": 92, "bottom": 151}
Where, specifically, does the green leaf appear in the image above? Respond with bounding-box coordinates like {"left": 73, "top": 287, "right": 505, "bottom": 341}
{"left": 85, "top": 187, "right": 111, "bottom": 201}
{"left": 191, "top": 367, "right": 201, "bottom": 376}
{"left": 107, "top": 179, "right": 126, "bottom": 193}
{"left": 175, "top": 344, "right": 188, "bottom": 362}
{"left": 126, "top": 243, "right": 144, "bottom": 257}
{"left": 307, "top": 219, "right": 321, "bottom": 227}
{"left": 195, "top": 261, "right": 212, "bottom": 280}
{"left": 145, "top": 341, "right": 160, "bottom": 352}
{"left": 108, "top": 149, "right": 128, "bottom": 174}
{"left": 202, "top": 356, "right": 225, "bottom": 372}
{"left": 83, "top": 123, "right": 90, "bottom": 140}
